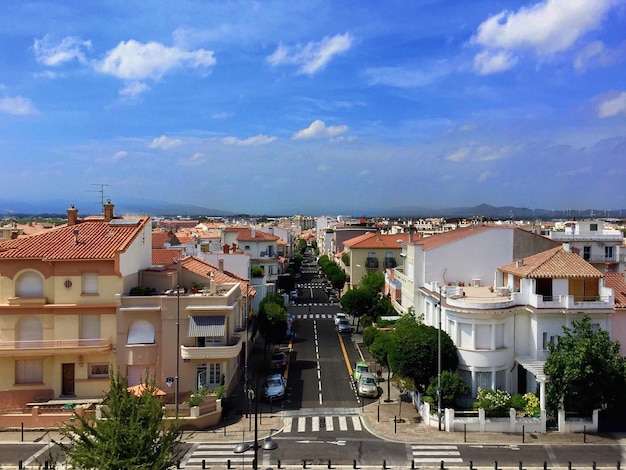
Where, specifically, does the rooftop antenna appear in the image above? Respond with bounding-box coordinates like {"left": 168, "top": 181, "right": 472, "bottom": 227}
{"left": 87, "top": 183, "right": 110, "bottom": 214}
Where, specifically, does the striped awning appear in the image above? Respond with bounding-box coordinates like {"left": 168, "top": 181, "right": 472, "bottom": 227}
{"left": 188, "top": 316, "right": 225, "bottom": 337}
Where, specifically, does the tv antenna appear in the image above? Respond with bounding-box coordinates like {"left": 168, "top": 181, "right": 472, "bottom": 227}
{"left": 87, "top": 183, "right": 110, "bottom": 214}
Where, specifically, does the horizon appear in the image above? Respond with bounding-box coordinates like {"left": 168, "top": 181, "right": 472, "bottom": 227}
{"left": 1, "top": 1, "right": 625, "bottom": 214}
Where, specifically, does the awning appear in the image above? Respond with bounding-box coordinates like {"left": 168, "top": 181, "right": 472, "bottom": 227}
{"left": 188, "top": 316, "right": 226, "bottom": 337}
{"left": 516, "top": 355, "right": 547, "bottom": 382}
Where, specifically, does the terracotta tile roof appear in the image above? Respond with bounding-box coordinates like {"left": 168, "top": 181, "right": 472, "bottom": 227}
{"left": 152, "top": 232, "right": 172, "bottom": 249}
{"left": 225, "top": 227, "right": 279, "bottom": 242}
{"left": 415, "top": 225, "right": 492, "bottom": 250}
{"left": 0, "top": 217, "right": 150, "bottom": 260}
{"left": 180, "top": 256, "right": 256, "bottom": 298}
{"left": 344, "top": 232, "right": 410, "bottom": 249}
{"left": 175, "top": 233, "right": 195, "bottom": 244}
{"left": 604, "top": 273, "right": 626, "bottom": 308}
{"left": 499, "top": 246, "right": 602, "bottom": 279}
{"left": 152, "top": 248, "right": 183, "bottom": 266}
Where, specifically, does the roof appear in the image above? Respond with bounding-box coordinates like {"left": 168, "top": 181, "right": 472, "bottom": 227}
{"left": 415, "top": 224, "right": 492, "bottom": 250}
{"left": 499, "top": 246, "right": 602, "bottom": 279}
{"left": 604, "top": 273, "right": 626, "bottom": 308}
{"left": 225, "top": 227, "right": 280, "bottom": 242}
{"left": 180, "top": 256, "right": 256, "bottom": 298}
{"left": 0, "top": 217, "right": 150, "bottom": 261}
{"left": 152, "top": 231, "right": 172, "bottom": 249}
{"left": 344, "top": 232, "right": 409, "bottom": 249}
{"left": 152, "top": 248, "right": 183, "bottom": 266}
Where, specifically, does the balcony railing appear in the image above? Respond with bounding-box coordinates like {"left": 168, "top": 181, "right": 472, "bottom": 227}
{"left": 365, "top": 257, "right": 379, "bottom": 269}
{"left": 0, "top": 337, "right": 113, "bottom": 356}
{"left": 180, "top": 335, "right": 242, "bottom": 360}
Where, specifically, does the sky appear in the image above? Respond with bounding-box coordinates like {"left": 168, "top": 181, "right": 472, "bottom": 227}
{"left": 1, "top": 0, "right": 625, "bottom": 215}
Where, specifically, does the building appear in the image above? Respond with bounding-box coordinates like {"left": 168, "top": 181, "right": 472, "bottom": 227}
{"left": 0, "top": 202, "right": 152, "bottom": 409}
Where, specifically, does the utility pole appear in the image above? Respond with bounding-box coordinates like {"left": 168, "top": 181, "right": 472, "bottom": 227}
{"left": 87, "top": 183, "right": 110, "bottom": 214}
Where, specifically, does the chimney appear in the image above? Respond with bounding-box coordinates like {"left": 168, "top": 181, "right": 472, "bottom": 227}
{"left": 223, "top": 244, "right": 230, "bottom": 254}
{"left": 67, "top": 204, "right": 78, "bottom": 226}
{"left": 376, "top": 230, "right": 380, "bottom": 242}
{"left": 210, "top": 279, "right": 217, "bottom": 295}
{"left": 251, "top": 229, "right": 256, "bottom": 238}
{"left": 516, "top": 259, "right": 524, "bottom": 268}
{"left": 103, "top": 199, "right": 114, "bottom": 222}
{"left": 218, "top": 258, "right": 224, "bottom": 273}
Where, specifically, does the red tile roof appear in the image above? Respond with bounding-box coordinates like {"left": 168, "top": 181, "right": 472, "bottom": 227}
{"left": 415, "top": 225, "right": 492, "bottom": 250}
{"left": 152, "top": 232, "right": 172, "bottom": 249}
{"left": 225, "top": 227, "right": 279, "bottom": 242}
{"left": 604, "top": 273, "right": 626, "bottom": 308}
{"left": 499, "top": 246, "right": 602, "bottom": 279}
{"left": 0, "top": 217, "right": 150, "bottom": 260}
{"left": 180, "top": 256, "right": 256, "bottom": 298}
{"left": 152, "top": 248, "right": 183, "bottom": 266}
{"left": 344, "top": 232, "right": 410, "bottom": 249}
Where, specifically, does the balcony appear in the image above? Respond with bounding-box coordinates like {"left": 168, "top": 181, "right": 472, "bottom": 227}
{"left": 180, "top": 334, "right": 242, "bottom": 360}
{"left": 7, "top": 296, "right": 47, "bottom": 306}
{"left": 365, "top": 257, "right": 379, "bottom": 269}
{"left": 0, "top": 337, "right": 113, "bottom": 356}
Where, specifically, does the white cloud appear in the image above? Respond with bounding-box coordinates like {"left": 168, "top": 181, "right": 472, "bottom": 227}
{"left": 478, "top": 171, "right": 496, "bottom": 182}
{"left": 222, "top": 135, "right": 277, "bottom": 146}
{"left": 111, "top": 150, "right": 128, "bottom": 162}
{"left": 574, "top": 40, "right": 626, "bottom": 72}
{"left": 471, "top": 0, "right": 617, "bottom": 74}
{"left": 33, "top": 35, "right": 91, "bottom": 66}
{"left": 120, "top": 81, "right": 150, "bottom": 97}
{"left": 150, "top": 135, "right": 183, "bottom": 149}
{"left": 179, "top": 152, "right": 206, "bottom": 166}
{"left": 96, "top": 40, "right": 216, "bottom": 81}
{"left": 0, "top": 96, "right": 38, "bottom": 115}
{"left": 598, "top": 91, "right": 626, "bottom": 118}
{"left": 364, "top": 65, "right": 447, "bottom": 88}
{"left": 267, "top": 33, "right": 353, "bottom": 75}
{"left": 292, "top": 120, "right": 349, "bottom": 140}
{"left": 446, "top": 148, "right": 470, "bottom": 162}
{"left": 473, "top": 50, "right": 518, "bottom": 75}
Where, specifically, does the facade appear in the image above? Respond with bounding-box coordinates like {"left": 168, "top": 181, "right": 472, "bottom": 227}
{"left": 548, "top": 220, "right": 624, "bottom": 273}
{"left": 0, "top": 202, "right": 152, "bottom": 409}
{"left": 117, "top": 255, "right": 254, "bottom": 401}
{"left": 222, "top": 227, "right": 283, "bottom": 282}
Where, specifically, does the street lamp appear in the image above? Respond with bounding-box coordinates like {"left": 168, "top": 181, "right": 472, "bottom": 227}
{"left": 175, "top": 284, "right": 180, "bottom": 417}
{"left": 437, "top": 286, "right": 442, "bottom": 431}
{"left": 234, "top": 388, "right": 278, "bottom": 469}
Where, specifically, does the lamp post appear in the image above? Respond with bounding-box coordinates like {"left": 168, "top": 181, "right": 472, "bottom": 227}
{"left": 234, "top": 387, "right": 278, "bottom": 469}
{"left": 175, "top": 284, "right": 180, "bottom": 417}
{"left": 437, "top": 286, "right": 442, "bottom": 431}
{"left": 244, "top": 282, "right": 249, "bottom": 418}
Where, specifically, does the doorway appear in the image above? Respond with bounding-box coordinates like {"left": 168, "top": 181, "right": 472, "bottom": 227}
{"left": 62, "top": 363, "right": 75, "bottom": 396}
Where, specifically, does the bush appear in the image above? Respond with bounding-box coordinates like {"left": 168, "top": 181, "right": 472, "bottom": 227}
{"left": 187, "top": 387, "right": 210, "bottom": 407}
{"left": 511, "top": 393, "right": 526, "bottom": 413}
{"left": 473, "top": 388, "right": 511, "bottom": 417}
{"left": 362, "top": 326, "right": 379, "bottom": 346}
{"left": 523, "top": 392, "right": 541, "bottom": 417}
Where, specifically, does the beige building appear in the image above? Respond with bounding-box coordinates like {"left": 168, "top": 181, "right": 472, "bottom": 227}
{"left": 0, "top": 202, "right": 152, "bottom": 409}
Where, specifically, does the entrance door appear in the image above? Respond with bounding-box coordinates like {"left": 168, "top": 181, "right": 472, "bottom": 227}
{"left": 62, "top": 363, "right": 75, "bottom": 396}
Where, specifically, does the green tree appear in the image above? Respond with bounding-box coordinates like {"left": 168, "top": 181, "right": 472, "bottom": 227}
{"left": 545, "top": 315, "right": 626, "bottom": 415}
{"left": 426, "top": 371, "right": 469, "bottom": 409}
{"left": 257, "top": 293, "right": 288, "bottom": 354}
{"left": 59, "top": 372, "right": 183, "bottom": 470}
{"left": 369, "top": 330, "right": 394, "bottom": 401}
{"left": 388, "top": 316, "right": 458, "bottom": 391}
{"left": 329, "top": 271, "right": 347, "bottom": 291}
{"left": 361, "top": 270, "right": 384, "bottom": 295}
{"left": 340, "top": 288, "right": 373, "bottom": 332}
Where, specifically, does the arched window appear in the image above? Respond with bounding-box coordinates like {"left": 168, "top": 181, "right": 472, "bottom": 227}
{"left": 16, "top": 272, "right": 44, "bottom": 297}
{"left": 127, "top": 319, "right": 155, "bottom": 344}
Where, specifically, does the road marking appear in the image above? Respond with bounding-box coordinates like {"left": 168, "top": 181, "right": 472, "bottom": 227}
{"left": 298, "top": 416, "right": 307, "bottom": 432}
{"left": 312, "top": 416, "right": 320, "bottom": 432}
{"left": 325, "top": 416, "right": 334, "bottom": 431}
{"left": 284, "top": 416, "right": 293, "bottom": 432}
{"left": 338, "top": 416, "right": 348, "bottom": 431}
{"left": 351, "top": 415, "right": 362, "bottom": 431}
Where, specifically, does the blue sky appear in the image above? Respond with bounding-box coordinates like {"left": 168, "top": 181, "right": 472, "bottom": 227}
{"left": 1, "top": 0, "right": 625, "bottom": 215}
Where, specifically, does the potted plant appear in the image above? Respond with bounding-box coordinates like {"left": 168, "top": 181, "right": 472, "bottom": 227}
{"left": 191, "top": 281, "right": 200, "bottom": 293}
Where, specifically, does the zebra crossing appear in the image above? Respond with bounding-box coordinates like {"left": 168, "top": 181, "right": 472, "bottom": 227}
{"left": 183, "top": 442, "right": 253, "bottom": 468}
{"left": 291, "top": 312, "right": 338, "bottom": 320}
{"left": 282, "top": 414, "right": 363, "bottom": 433}
{"left": 411, "top": 444, "right": 463, "bottom": 465}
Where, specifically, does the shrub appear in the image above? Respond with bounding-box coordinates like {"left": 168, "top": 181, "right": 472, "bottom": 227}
{"left": 523, "top": 392, "right": 541, "bottom": 417}
{"left": 187, "top": 386, "right": 210, "bottom": 407}
{"left": 511, "top": 393, "right": 526, "bottom": 414}
{"left": 473, "top": 388, "right": 511, "bottom": 417}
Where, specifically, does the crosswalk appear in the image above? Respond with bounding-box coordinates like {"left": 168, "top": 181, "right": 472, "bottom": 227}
{"left": 183, "top": 442, "right": 251, "bottom": 468}
{"left": 182, "top": 442, "right": 462, "bottom": 468}
{"left": 291, "top": 312, "right": 339, "bottom": 320}
{"left": 411, "top": 444, "right": 463, "bottom": 465}
{"left": 282, "top": 414, "right": 363, "bottom": 433}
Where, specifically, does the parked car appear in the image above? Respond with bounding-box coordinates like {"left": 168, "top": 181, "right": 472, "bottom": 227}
{"left": 334, "top": 312, "right": 347, "bottom": 325}
{"left": 353, "top": 361, "right": 370, "bottom": 383}
{"left": 336, "top": 318, "right": 352, "bottom": 334}
{"left": 357, "top": 372, "right": 379, "bottom": 398}
{"left": 264, "top": 373, "right": 287, "bottom": 400}
{"left": 271, "top": 351, "right": 288, "bottom": 369}
{"left": 328, "top": 294, "right": 338, "bottom": 303}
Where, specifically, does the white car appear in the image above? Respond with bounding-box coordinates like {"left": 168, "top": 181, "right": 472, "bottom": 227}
{"left": 334, "top": 312, "right": 347, "bottom": 325}
{"left": 357, "top": 372, "right": 379, "bottom": 398}
{"left": 264, "top": 373, "right": 287, "bottom": 400}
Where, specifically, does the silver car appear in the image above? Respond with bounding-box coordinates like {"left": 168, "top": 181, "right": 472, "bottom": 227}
{"left": 336, "top": 318, "right": 352, "bottom": 334}
{"left": 357, "top": 372, "right": 379, "bottom": 398}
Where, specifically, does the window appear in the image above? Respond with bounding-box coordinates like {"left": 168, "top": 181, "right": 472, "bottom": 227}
{"left": 127, "top": 319, "right": 155, "bottom": 344}
{"left": 475, "top": 325, "right": 491, "bottom": 350}
{"left": 583, "top": 246, "right": 591, "bottom": 261}
{"left": 17, "top": 317, "right": 43, "bottom": 346}
{"left": 476, "top": 371, "right": 492, "bottom": 391}
{"left": 495, "top": 324, "right": 504, "bottom": 349}
{"left": 16, "top": 359, "right": 43, "bottom": 384}
{"left": 89, "top": 364, "right": 109, "bottom": 379}
{"left": 196, "top": 363, "right": 221, "bottom": 389}
{"left": 590, "top": 223, "right": 598, "bottom": 231}
{"left": 16, "top": 272, "right": 44, "bottom": 297}
{"left": 447, "top": 320, "right": 456, "bottom": 343}
{"left": 542, "top": 332, "right": 548, "bottom": 351}
{"left": 459, "top": 323, "right": 472, "bottom": 348}
{"left": 495, "top": 370, "right": 506, "bottom": 390}
{"left": 80, "top": 314, "right": 100, "bottom": 340}
{"left": 82, "top": 273, "right": 98, "bottom": 294}
{"left": 605, "top": 246, "right": 614, "bottom": 259}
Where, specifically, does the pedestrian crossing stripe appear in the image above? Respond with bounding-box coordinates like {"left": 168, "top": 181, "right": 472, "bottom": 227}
{"left": 411, "top": 444, "right": 463, "bottom": 463}
{"left": 282, "top": 415, "right": 362, "bottom": 433}
{"left": 184, "top": 443, "right": 255, "bottom": 466}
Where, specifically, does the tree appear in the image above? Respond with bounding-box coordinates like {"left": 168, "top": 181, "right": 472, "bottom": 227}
{"left": 257, "top": 293, "right": 288, "bottom": 354}
{"left": 545, "top": 315, "right": 626, "bottom": 415}
{"left": 340, "top": 288, "right": 373, "bottom": 332}
{"left": 360, "top": 270, "right": 384, "bottom": 295}
{"left": 426, "top": 371, "right": 469, "bottom": 409}
{"left": 59, "top": 371, "right": 183, "bottom": 470}
{"left": 388, "top": 315, "right": 458, "bottom": 391}
{"left": 369, "top": 329, "right": 394, "bottom": 401}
